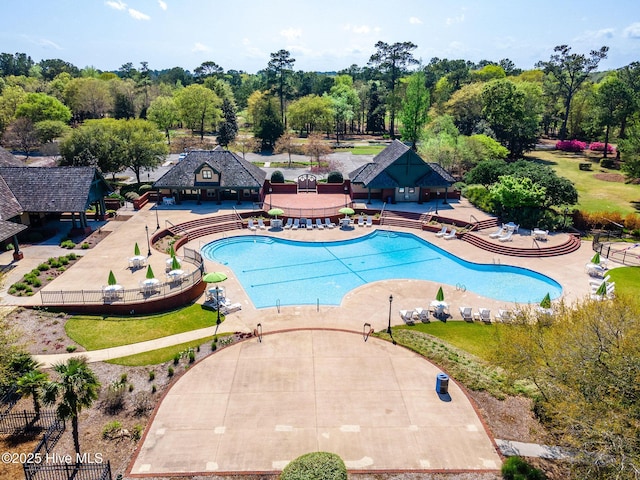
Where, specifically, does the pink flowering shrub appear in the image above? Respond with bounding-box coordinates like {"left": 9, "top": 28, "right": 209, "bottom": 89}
{"left": 589, "top": 142, "right": 616, "bottom": 153}
{"left": 556, "top": 139, "right": 587, "bottom": 152}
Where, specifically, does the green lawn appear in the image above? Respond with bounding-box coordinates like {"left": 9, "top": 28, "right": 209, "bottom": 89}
{"left": 65, "top": 304, "right": 221, "bottom": 350}
{"left": 335, "top": 145, "right": 385, "bottom": 155}
{"left": 525, "top": 150, "right": 640, "bottom": 215}
{"left": 107, "top": 337, "right": 215, "bottom": 366}
{"left": 607, "top": 266, "right": 640, "bottom": 299}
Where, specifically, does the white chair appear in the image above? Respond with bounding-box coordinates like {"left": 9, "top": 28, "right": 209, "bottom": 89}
{"left": 459, "top": 306, "right": 473, "bottom": 322}
{"left": 305, "top": 218, "right": 313, "bottom": 229}
{"left": 498, "top": 230, "right": 513, "bottom": 242}
{"left": 474, "top": 308, "right": 491, "bottom": 323}
{"left": 585, "top": 263, "right": 606, "bottom": 277}
{"left": 284, "top": 218, "right": 293, "bottom": 229}
{"left": 443, "top": 229, "right": 457, "bottom": 240}
{"left": 357, "top": 215, "right": 365, "bottom": 227}
{"left": 415, "top": 308, "right": 430, "bottom": 323}
{"left": 257, "top": 218, "right": 267, "bottom": 230}
{"left": 292, "top": 219, "right": 300, "bottom": 230}
{"left": 489, "top": 226, "right": 504, "bottom": 238}
{"left": 315, "top": 218, "right": 324, "bottom": 229}
{"left": 324, "top": 218, "right": 335, "bottom": 229}
{"left": 399, "top": 310, "right": 415, "bottom": 325}
{"left": 589, "top": 274, "right": 611, "bottom": 287}
{"left": 365, "top": 215, "right": 373, "bottom": 227}
{"left": 435, "top": 226, "right": 448, "bottom": 237}
{"left": 247, "top": 219, "right": 257, "bottom": 231}
{"left": 495, "top": 309, "right": 513, "bottom": 323}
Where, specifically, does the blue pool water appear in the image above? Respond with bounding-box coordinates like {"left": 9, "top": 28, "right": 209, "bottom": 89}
{"left": 201, "top": 230, "right": 563, "bottom": 308}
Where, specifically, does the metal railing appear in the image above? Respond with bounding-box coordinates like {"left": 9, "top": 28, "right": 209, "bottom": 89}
{"left": 0, "top": 409, "right": 59, "bottom": 435}
{"left": 24, "top": 461, "right": 111, "bottom": 480}
{"left": 41, "top": 248, "right": 204, "bottom": 306}
{"left": 593, "top": 233, "right": 640, "bottom": 267}
{"left": 262, "top": 203, "right": 354, "bottom": 220}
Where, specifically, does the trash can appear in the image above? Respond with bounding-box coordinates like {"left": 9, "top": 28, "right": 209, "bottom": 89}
{"left": 436, "top": 373, "right": 449, "bottom": 394}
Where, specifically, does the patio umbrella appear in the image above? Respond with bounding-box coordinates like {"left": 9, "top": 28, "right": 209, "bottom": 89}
{"left": 339, "top": 207, "right": 355, "bottom": 216}
{"left": 594, "top": 280, "right": 607, "bottom": 297}
{"left": 540, "top": 292, "right": 551, "bottom": 309}
{"left": 169, "top": 244, "right": 175, "bottom": 257}
{"left": 435, "top": 286, "right": 445, "bottom": 302}
{"left": 203, "top": 271, "right": 228, "bottom": 283}
{"left": 171, "top": 255, "right": 181, "bottom": 271}
{"left": 107, "top": 270, "right": 117, "bottom": 286}
{"left": 590, "top": 252, "right": 601, "bottom": 265}
{"left": 134, "top": 242, "right": 141, "bottom": 256}
{"left": 268, "top": 208, "right": 284, "bottom": 219}
{"left": 145, "top": 265, "right": 155, "bottom": 279}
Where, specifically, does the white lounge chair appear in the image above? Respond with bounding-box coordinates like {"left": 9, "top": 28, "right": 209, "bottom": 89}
{"left": 443, "top": 229, "right": 457, "bottom": 240}
{"left": 357, "top": 215, "right": 365, "bottom": 227}
{"left": 324, "top": 218, "right": 335, "bottom": 229}
{"left": 474, "top": 308, "right": 491, "bottom": 323}
{"left": 292, "top": 219, "right": 300, "bottom": 230}
{"left": 489, "top": 226, "right": 504, "bottom": 239}
{"left": 305, "top": 218, "right": 313, "bottom": 229}
{"left": 495, "top": 309, "right": 513, "bottom": 323}
{"left": 591, "top": 281, "right": 615, "bottom": 293}
{"left": 399, "top": 309, "right": 415, "bottom": 325}
{"left": 415, "top": 308, "right": 430, "bottom": 323}
{"left": 315, "top": 218, "right": 324, "bottom": 229}
{"left": 435, "top": 226, "right": 448, "bottom": 237}
{"left": 589, "top": 274, "right": 611, "bottom": 287}
{"left": 459, "top": 306, "right": 473, "bottom": 322}
{"left": 585, "top": 263, "right": 606, "bottom": 277}
{"left": 498, "top": 230, "right": 513, "bottom": 242}
{"left": 284, "top": 218, "right": 293, "bottom": 229}
{"left": 247, "top": 219, "right": 257, "bottom": 231}
{"left": 365, "top": 215, "right": 373, "bottom": 227}
{"left": 257, "top": 218, "right": 267, "bottom": 230}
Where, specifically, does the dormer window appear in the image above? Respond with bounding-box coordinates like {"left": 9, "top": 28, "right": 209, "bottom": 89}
{"left": 202, "top": 170, "right": 212, "bottom": 179}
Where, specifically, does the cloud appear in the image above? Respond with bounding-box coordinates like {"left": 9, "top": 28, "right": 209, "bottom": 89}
{"left": 192, "top": 42, "right": 210, "bottom": 53}
{"left": 158, "top": 0, "right": 167, "bottom": 10}
{"left": 624, "top": 22, "right": 640, "bottom": 38}
{"left": 446, "top": 14, "right": 465, "bottom": 26}
{"left": 343, "top": 24, "right": 379, "bottom": 35}
{"left": 574, "top": 28, "right": 616, "bottom": 43}
{"left": 409, "top": 17, "right": 423, "bottom": 25}
{"left": 105, "top": 0, "right": 127, "bottom": 10}
{"left": 128, "top": 8, "right": 150, "bottom": 20}
{"left": 38, "top": 38, "right": 62, "bottom": 50}
{"left": 280, "top": 27, "right": 302, "bottom": 42}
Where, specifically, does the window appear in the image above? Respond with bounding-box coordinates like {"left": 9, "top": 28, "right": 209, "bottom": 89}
{"left": 408, "top": 188, "right": 415, "bottom": 194}
{"left": 202, "top": 170, "right": 212, "bottom": 179}
{"left": 398, "top": 187, "right": 405, "bottom": 193}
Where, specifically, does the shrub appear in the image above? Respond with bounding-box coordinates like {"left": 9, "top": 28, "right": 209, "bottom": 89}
{"left": 139, "top": 184, "right": 152, "bottom": 194}
{"left": 326, "top": 171, "right": 344, "bottom": 183}
{"left": 556, "top": 139, "right": 587, "bottom": 152}
{"left": 37, "top": 263, "right": 50, "bottom": 271}
{"left": 167, "top": 366, "right": 174, "bottom": 377}
{"left": 151, "top": 384, "right": 157, "bottom": 394}
{"left": 589, "top": 141, "right": 616, "bottom": 153}
{"left": 12, "top": 282, "right": 29, "bottom": 291}
{"left": 133, "top": 392, "right": 153, "bottom": 416}
{"left": 148, "top": 371, "right": 155, "bottom": 381}
{"left": 188, "top": 350, "right": 196, "bottom": 363}
{"left": 103, "top": 382, "right": 126, "bottom": 413}
{"left": 65, "top": 345, "right": 77, "bottom": 353}
{"left": 120, "top": 373, "right": 128, "bottom": 384}
{"left": 131, "top": 424, "right": 143, "bottom": 441}
{"left": 48, "top": 259, "right": 62, "bottom": 268}
{"left": 280, "top": 452, "right": 347, "bottom": 480}
{"left": 124, "top": 191, "right": 140, "bottom": 201}
{"left": 5, "top": 243, "right": 14, "bottom": 250}
{"left": 66, "top": 253, "right": 78, "bottom": 260}
{"left": 501, "top": 456, "right": 545, "bottom": 479}
{"left": 58, "top": 256, "right": 69, "bottom": 265}
{"left": 270, "top": 170, "right": 285, "bottom": 183}
{"left": 463, "top": 185, "right": 496, "bottom": 213}
{"left": 29, "top": 269, "right": 40, "bottom": 277}
{"left": 81, "top": 242, "right": 90, "bottom": 249}
{"left": 102, "top": 420, "right": 122, "bottom": 439}
{"left": 173, "top": 354, "right": 180, "bottom": 365}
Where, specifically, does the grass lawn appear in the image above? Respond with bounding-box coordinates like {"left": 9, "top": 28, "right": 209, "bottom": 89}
{"left": 65, "top": 303, "right": 221, "bottom": 350}
{"left": 607, "top": 266, "right": 640, "bottom": 299}
{"left": 525, "top": 150, "right": 640, "bottom": 215}
{"left": 335, "top": 145, "right": 385, "bottom": 155}
{"left": 107, "top": 336, "right": 215, "bottom": 366}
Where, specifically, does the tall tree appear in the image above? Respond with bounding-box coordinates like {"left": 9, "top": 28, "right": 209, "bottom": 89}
{"left": 366, "top": 81, "right": 385, "bottom": 134}
{"left": 118, "top": 119, "right": 168, "bottom": 184}
{"left": 400, "top": 71, "right": 430, "bottom": 150}
{"left": 1, "top": 118, "right": 39, "bottom": 157}
{"left": 303, "top": 133, "right": 332, "bottom": 166}
{"left": 593, "top": 75, "right": 634, "bottom": 157}
{"left": 274, "top": 132, "right": 298, "bottom": 168}
{"left": 617, "top": 62, "right": 640, "bottom": 138}
{"left": 194, "top": 61, "right": 224, "bottom": 81}
{"left": 368, "top": 41, "right": 418, "bottom": 137}
{"left": 253, "top": 96, "right": 283, "bottom": 149}
{"left": 17, "top": 368, "right": 48, "bottom": 417}
{"left": 217, "top": 97, "right": 238, "bottom": 147}
{"left": 175, "top": 84, "right": 221, "bottom": 140}
{"left": 16, "top": 92, "right": 71, "bottom": 124}
{"left": 43, "top": 357, "right": 100, "bottom": 461}
{"left": 147, "top": 95, "right": 179, "bottom": 144}
{"left": 536, "top": 44, "right": 608, "bottom": 139}
{"left": 267, "top": 50, "right": 295, "bottom": 125}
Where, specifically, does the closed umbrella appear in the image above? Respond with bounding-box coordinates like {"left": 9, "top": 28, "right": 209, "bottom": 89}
{"left": 134, "top": 242, "right": 141, "bottom": 256}
{"left": 107, "top": 270, "right": 117, "bottom": 286}
{"left": 590, "top": 252, "right": 601, "bottom": 265}
{"left": 540, "top": 293, "right": 551, "bottom": 309}
{"left": 145, "top": 265, "right": 155, "bottom": 279}
{"left": 595, "top": 280, "right": 607, "bottom": 297}
{"left": 435, "top": 286, "right": 445, "bottom": 302}
{"left": 169, "top": 244, "right": 175, "bottom": 257}
{"left": 171, "top": 255, "right": 181, "bottom": 271}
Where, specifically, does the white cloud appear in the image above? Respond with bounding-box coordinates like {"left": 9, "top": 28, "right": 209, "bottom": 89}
{"left": 343, "top": 23, "right": 378, "bottom": 35}
{"left": 623, "top": 22, "right": 640, "bottom": 38}
{"left": 158, "top": 0, "right": 167, "bottom": 10}
{"left": 409, "top": 17, "right": 422, "bottom": 25}
{"left": 38, "top": 38, "right": 62, "bottom": 50}
{"left": 106, "top": 0, "right": 126, "bottom": 10}
{"left": 192, "top": 42, "right": 210, "bottom": 53}
{"left": 574, "top": 28, "right": 616, "bottom": 43}
{"left": 446, "top": 14, "right": 465, "bottom": 26}
{"left": 128, "top": 8, "right": 150, "bottom": 20}
{"left": 280, "top": 27, "right": 302, "bottom": 42}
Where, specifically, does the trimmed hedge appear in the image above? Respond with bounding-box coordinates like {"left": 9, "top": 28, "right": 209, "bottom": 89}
{"left": 280, "top": 452, "right": 347, "bottom": 480}
{"left": 327, "top": 171, "right": 343, "bottom": 183}
{"left": 271, "top": 170, "right": 285, "bottom": 183}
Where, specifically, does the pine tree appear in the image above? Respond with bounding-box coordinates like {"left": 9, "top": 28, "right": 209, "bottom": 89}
{"left": 217, "top": 98, "right": 238, "bottom": 147}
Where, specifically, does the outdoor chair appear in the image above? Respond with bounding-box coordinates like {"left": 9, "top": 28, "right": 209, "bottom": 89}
{"left": 257, "top": 219, "right": 267, "bottom": 230}
{"left": 399, "top": 309, "right": 415, "bottom": 325}
{"left": 365, "top": 215, "right": 373, "bottom": 227}
{"left": 324, "top": 218, "right": 335, "bottom": 229}
{"left": 415, "top": 308, "right": 430, "bottom": 323}
{"left": 247, "top": 219, "right": 257, "bottom": 231}
{"left": 305, "top": 218, "right": 313, "bottom": 229}
{"left": 489, "top": 226, "right": 504, "bottom": 239}
{"left": 474, "top": 308, "right": 491, "bottom": 323}
{"left": 459, "top": 306, "right": 473, "bottom": 322}
{"left": 357, "top": 215, "right": 365, "bottom": 227}
{"left": 443, "top": 229, "right": 457, "bottom": 240}
{"left": 315, "top": 218, "right": 324, "bottom": 229}
{"left": 435, "top": 226, "right": 448, "bottom": 237}
{"left": 292, "top": 219, "right": 300, "bottom": 230}
{"left": 495, "top": 309, "right": 513, "bottom": 323}
{"left": 284, "top": 218, "right": 293, "bottom": 229}
{"left": 498, "top": 230, "right": 513, "bottom": 242}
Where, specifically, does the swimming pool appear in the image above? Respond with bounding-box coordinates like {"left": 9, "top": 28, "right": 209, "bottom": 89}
{"left": 201, "top": 230, "right": 563, "bottom": 308}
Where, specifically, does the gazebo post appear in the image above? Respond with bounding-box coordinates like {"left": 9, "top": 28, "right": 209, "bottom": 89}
{"left": 12, "top": 235, "right": 23, "bottom": 261}
{"left": 443, "top": 187, "right": 449, "bottom": 204}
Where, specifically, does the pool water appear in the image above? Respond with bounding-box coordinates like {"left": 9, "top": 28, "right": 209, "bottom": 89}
{"left": 201, "top": 230, "right": 563, "bottom": 309}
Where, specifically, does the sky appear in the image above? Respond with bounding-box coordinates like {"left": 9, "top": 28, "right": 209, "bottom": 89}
{"left": 1, "top": 0, "right": 639, "bottom": 74}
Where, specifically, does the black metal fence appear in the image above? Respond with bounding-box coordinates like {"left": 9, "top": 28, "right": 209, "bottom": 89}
{"left": 0, "top": 409, "right": 59, "bottom": 435}
{"left": 41, "top": 247, "right": 204, "bottom": 306}
{"left": 24, "top": 461, "right": 111, "bottom": 480}
{"left": 30, "top": 416, "right": 65, "bottom": 464}
{"left": 0, "top": 386, "right": 20, "bottom": 417}
{"left": 593, "top": 233, "right": 640, "bottom": 267}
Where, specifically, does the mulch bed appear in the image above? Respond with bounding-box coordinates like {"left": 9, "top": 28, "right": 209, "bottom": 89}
{"left": 593, "top": 173, "right": 626, "bottom": 183}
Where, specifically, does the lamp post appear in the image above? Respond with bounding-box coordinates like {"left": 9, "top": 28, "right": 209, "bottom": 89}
{"left": 344, "top": 185, "right": 349, "bottom": 207}
{"left": 387, "top": 294, "right": 396, "bottom": 344}
{"left": 435, "top": 191, "right": 440, "bottom": 215}
{"left": 155, "top": 191, "right": 160, "bottom": 230}
{"left": 269, "top": 187, "right": 273, "bottom": 209}
{"left": 145, "top": 225, "right": 151, "bottom": 256}
{"left": 215, "top": 286, "right": 221, "bottom": 325}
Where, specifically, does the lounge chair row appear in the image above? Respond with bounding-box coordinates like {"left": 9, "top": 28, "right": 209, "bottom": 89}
{"left": 283, "top": 218, "right": 337, "bottom": 230}
{"left": 459, "top": 306, "right": 514, "bottom": 323}
{"left": 434, "top": 226, "right": 457, "bottom": 240}
{"left": 488, "top": 225, "right": 515, "bottom": 242}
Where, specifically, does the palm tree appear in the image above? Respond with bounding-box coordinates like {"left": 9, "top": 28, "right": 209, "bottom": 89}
{"left": 16, "top": 369, "right": 48, "bottom": 416}
{"left": 43, "top": 357, "right": 100, "bottom": 459}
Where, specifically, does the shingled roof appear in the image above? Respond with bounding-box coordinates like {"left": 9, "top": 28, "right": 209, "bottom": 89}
{"left": 0, "top": 166, "right": 110, "bottom": 213}
{"left": 349, "top": 139, "right": 456, "bottom": 188}
{"left": 154, "top": 149, "right": 266, "bottom": 189}
{"left": 0, "top": 147, "right": 24, "bottom": 167}
{"left": 0, "top": 175, "right": 22, "bottom": 221}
